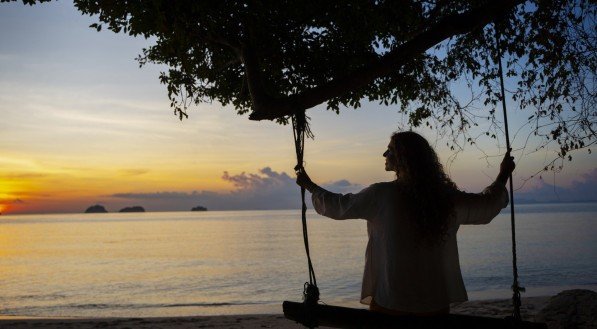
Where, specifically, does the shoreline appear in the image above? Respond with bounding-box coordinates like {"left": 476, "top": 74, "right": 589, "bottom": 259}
{"left": 0, "top": 296, "right": 552, "bottom": 328}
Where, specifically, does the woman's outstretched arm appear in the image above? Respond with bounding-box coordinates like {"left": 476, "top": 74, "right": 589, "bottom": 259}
{"left": 296, "top": 170, "right": 377, "bottom": 221}
{"left": 455, "top": 151, "right": 516, "bottom": 225}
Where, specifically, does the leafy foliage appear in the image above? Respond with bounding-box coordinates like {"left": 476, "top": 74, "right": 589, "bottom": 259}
{"left": 4, "top": 0, "right": 596, "bottom": 166}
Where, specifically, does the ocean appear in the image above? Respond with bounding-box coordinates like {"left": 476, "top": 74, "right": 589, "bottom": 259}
{"left": 1, "top": 203, "right": 596, "bottom": 317}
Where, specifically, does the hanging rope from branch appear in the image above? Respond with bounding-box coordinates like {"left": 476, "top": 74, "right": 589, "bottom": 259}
{"left": 494, "top": 26, "right": 525, "bottom": 321}
{"left": 291, "top": 109, "right": 319, "bottom": 312}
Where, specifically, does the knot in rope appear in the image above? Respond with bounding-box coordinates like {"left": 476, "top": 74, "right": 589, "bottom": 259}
{"left": 303, "top": 282, "right": 320, "bottom": 306}
{"left": 292, "top": 109, "right": 313, "bottom": 172}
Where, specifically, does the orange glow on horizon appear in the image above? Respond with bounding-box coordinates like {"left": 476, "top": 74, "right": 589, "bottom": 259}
{"left": 0, "top": 159, "right": 235, "bottom": 214}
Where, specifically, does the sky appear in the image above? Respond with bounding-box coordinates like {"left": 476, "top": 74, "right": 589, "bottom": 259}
{"left": 0, "top": 1, "right": 595, "bottom": 214}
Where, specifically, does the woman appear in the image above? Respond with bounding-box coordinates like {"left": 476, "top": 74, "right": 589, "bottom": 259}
{"left": 296, "top": 131, "right": 515, "bottom": 315}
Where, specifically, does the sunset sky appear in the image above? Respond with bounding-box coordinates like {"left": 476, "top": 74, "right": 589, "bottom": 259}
{"left": 1, "top": 2, "right": 595, "bottom": 214}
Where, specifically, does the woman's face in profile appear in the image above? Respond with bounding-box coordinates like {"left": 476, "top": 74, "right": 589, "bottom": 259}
{"left": 383, "top": 141, "right": 397, "bottom": 172}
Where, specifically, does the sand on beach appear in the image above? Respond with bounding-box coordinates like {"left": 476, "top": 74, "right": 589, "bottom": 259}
{"left": 0, "top": 296, "right": 550, "bottom": 329}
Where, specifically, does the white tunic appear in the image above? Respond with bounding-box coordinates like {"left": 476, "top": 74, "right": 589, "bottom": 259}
{"left": 311, "top": 181, "right": 508, "bottom": 313}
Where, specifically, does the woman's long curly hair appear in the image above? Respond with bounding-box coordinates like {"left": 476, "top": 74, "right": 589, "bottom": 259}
{"left": 390, "top": 131, "right": 458, "bottom": 245}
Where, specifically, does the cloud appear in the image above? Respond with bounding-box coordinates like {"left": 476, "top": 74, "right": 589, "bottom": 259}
{"left": 119, "top": 168, "right": 149, "bottom": 176}
{"left": 0, "top": 173, "right": 47, "bottom": 180}
{"left": 571, "top": 168, "right": 597, "bottom": 193}
{"left": 322, "top": 179, "right": 364, "bottom": 194}
{"left": 0, "top": 198, "right": 25, "bottom": 204}
{"left": 516, "top": 168, "right": 597, "bottom": 203}
{"left": 112, "top": 191, "right": 207, "bottom": 200}
{"left": 109, "top": 167, "right": 364, "bottom": 211}
{"left": 222, "top": 167, "right": 293, "bottom": 192}
{"left": 100, "top": 167, "right": 597, "bottom": 211}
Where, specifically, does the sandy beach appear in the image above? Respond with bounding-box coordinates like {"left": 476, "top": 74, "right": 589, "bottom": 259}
{"left": 0, "top": 296, "right": 550, "bottom": 328}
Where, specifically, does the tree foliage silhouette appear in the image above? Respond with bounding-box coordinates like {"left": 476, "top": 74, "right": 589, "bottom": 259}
{"left": 7, "top": 0, "right": 596, "bottom": 165}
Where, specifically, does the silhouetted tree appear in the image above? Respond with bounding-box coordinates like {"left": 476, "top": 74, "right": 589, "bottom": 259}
{"left": 8, "top": 0, "right": 596, "bottom": 166}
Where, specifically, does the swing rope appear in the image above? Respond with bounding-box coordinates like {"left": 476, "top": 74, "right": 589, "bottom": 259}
{"left": 494, "top": 27, "right": 525, "bottom": 321}
{"left": 291, "top": 109, "right": 320, "bottom": 308}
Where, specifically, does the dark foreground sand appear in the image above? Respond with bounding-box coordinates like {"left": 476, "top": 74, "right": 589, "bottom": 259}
{"left": 0, "top": 296, "right": 550, "bottom": 328}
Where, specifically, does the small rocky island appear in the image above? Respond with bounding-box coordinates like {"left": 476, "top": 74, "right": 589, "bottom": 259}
{"left": 119, "top": 206, "right": 145, "bottom": 213}
{"left": 191, "top": 205, "right": 207, "bottom": 211}
{"left": 84, "top": 204, "right": 108, "bottom": 213}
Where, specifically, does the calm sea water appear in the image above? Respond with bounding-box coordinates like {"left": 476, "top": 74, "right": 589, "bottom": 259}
{"left": 1, "top": 203, "right": 596, "bottom": 317}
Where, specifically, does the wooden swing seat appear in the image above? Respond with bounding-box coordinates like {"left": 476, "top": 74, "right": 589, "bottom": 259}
{"left": 283, "top": 301, "right": 547, "bottom": 329}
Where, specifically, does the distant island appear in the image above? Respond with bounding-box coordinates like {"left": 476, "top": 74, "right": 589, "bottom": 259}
{"left": 119, "top": 206, "right": 145, "bottom": 213}
{"left": 191, "top": 206, "right": 207, "bottom": 211}
{"left": 84, "top": 205, "right": 108, "bottom": 213}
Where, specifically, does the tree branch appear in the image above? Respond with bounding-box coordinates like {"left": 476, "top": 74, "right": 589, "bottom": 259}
{"left": 247, "top": 0, "right": 524, "bottom": 121}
